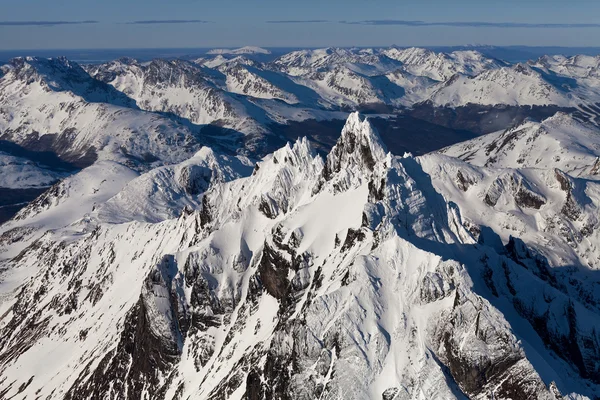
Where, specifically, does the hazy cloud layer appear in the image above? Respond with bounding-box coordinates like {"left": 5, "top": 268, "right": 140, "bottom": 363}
{"left": 0, "top": 20, "right": 98, "bottom": 26}
{"left": 125, "top": 19, "right": 210, "bottom": 25}
{"left": 340, "top": 20, "right": 600, "bottom": 28}
{"left": 266, "top": 20, "right": 330, "bottom": 23}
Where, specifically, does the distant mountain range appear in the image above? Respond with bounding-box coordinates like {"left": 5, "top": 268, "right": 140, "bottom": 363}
{"left": 207, "top": 46, "right": 272, "bottom": 55}
{"left": 2, "top": 45, "right": 600, "bottom": 222}
{"left": 3, "top": 44, "right": 600, "bottom": 65}
{"left": 1, "top": 46, "right": 599, "bottom": 163}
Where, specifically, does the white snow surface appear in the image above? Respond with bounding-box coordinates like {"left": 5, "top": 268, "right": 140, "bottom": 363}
{"left": 440, "top": 113, "right": 600, "bottom": 176}
{"left": 0, "top": 57, "right": 203, "bottom": 165}
{"left": 0, "top": 113, "right": 598, "bottom": 399}
{"left": 0, "top": 152, "right": 68, "bottom": 189}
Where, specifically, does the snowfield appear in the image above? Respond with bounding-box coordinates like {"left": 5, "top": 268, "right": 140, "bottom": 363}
{"left": 0, "top": 112, "right": 599, "bottom": 399}
{"left": 0, "top": 151, "right": 68, "bottom": 189}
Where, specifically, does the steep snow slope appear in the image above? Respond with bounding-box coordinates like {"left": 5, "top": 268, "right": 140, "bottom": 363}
{"left": 422, "top": 149, "right": 600, "bottom": 272}
{"left": 271, "top": 47, "right": 402, "bottom": 77}
{"left": 217, "top": 62, "right": 300, "bottom": 104}
{"left": 420, "top": 117, "right": 600, "bottom": 398}
{"left": 431, "top": 64, "right": 574, "bottom": 107}
{"left": 96, "top": 147, "right": 254, "bottom": 224}
{"left": 382, "top": 47, "right": 506, "bottom": 81}
{"left": 0, "top": 161, "right": 139, "bottom": 261}
{"left": 85, "top": 58, "right": 267, "bottom": 137}
{"left": 0, "top": 152, "right": 68, "bottom": 189}
{"left": 427, "top": 111, "right": 600, "bottom": 274}
{"left": 440, "top": 113, "right": 600, "bottom": 176}
{"left": 0, "top": 113, "right": 598, "bottom": 400}
{"left": 0, "top": 57, "right": 203, "bottom": 166}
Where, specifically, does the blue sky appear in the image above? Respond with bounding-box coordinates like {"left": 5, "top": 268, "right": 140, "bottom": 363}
{"left": 1, "top": 0, "right": 600, "bottom": 49}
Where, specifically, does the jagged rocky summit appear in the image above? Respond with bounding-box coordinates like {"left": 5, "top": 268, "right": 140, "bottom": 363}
{"left": 0, "top": 112, "right": 599, "bottom": 399}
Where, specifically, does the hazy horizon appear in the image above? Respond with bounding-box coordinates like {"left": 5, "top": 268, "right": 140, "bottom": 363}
{"left": 3, "top": 44, "right": 600, "bottom": 51}
{"left": 3, "top": 0, "right": 600, "bottom": 50}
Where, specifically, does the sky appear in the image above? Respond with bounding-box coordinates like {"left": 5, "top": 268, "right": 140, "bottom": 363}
{"left": 1, "top": 0, "right": 600, "bottom": 49}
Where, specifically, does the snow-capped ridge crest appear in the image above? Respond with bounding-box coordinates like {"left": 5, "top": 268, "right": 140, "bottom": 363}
{"left": 207, "top": 46, "right": 271, "bottom": 55}
{"left": 8, "top": 56, "right": 82, "bottom": 85}
{"left": 4, "top": 55, "right": 138, "bottom": 108}
{"left": 199, "top": 137, "right": 323, "bottom": 227}
{"left": 261, "top": 136, "right": 320, "bottom": 170}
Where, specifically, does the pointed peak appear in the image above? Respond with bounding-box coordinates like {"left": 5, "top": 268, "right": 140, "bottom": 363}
{"left": 542, "top": 111, "right": 579, "bottom": 126}
{"left": 192, "top": 146, "right": 217, "bottom": 161}
{"left": 339, "top": 112, "right": 387, "bottom": 160}
{"left": 258, "top": 137, "right": 320, "bottom": 171}
{"left": 318, "top": 113, "right": 388, "bottom": 190}
{"left": 279, "top": 137, "right": 318, "bottom": 161}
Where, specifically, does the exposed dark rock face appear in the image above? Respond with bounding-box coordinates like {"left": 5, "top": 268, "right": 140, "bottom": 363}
{"left": 555, "top": 168, "right": 572, "bottom": 192}
{"left": 484, "top": 172, "right": 546, "bottom": 209}
{"left": 341, "top": 228, "right": 366, "bottom": 252}
{"left": 368, "top": 178, "right": 386, "bottom": 201}
{"left": 64, "top": 256, "right": 186, "bottom": 400}
{"left": 258, "top": 242, "right": 292, "bottom": 301}
{"left": 177, "top": 164, "right": 212, "bottom": 195}
{"left": 455, "top": 170, "right": 474, "bottom": 192}
{"left": 435, "top": 288, "right": 553, "bottom": 399}
{"left": 502, "top": 237, "right": 600, "bottom": 384}
{"left": 555, "top": 169, "right": 583, "bottom": 221}
{"left": 258, "top": 195, "right": 279, "bottom": 219}
{"left": 324, "top": 130, "right": 375, "bottom": 181}
{"left": 591, "top": 157, "right": 600, "bottom": 175}
{"left": 199, "top": 193, "right": 213, "bottom": 227}
{"left": 514, "top": 187, "right": 546, "bottom": 209}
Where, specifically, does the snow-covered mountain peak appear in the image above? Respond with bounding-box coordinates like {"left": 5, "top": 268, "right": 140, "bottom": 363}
{"left": 339, "top": 111, "right": 388, "bottom": 159}
{"left": 382, "top": 47, "right": 505, "bottom": 81}
{"left": 530, "top": 54, "right": 600, "bottom": 78}
{"left": 268, "top": 136, "right": 318, "bottom": 166}
{"left": 252, "top": 136, "right": 323, "bottom": 190}
{"left": 441, "top": 111, "right": 600, "bottom": 176}
{"left": 2, "top": 105, "right": 600, "bottom": 399}
{"left": 542, "top": 110, "right": 583, "bottom": 128}
{"left": 215, "top": 56, "right": 259, "bottom": 69}
{"left": 431, "top": 61, "right": 573, "bottom": 107}
{"left": 95, "top": 148, "right": 254, "bottom": 224}
{"left": 4, "top": 56, "right": 134, "bottom": 107}
{"left": 319, "top": 112, "right": 388, "bottom": 192}
{"left": 198, "top": 137, "right": 324, "bottom": 226}
{"left": 9, "top": 56, "right": 89, "bottom": 86}
{"left": 207, "top": 46, "right": 271, "bottom": 55}
{"left": 10, "top": 55, "right": 76, "bottom": 75}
